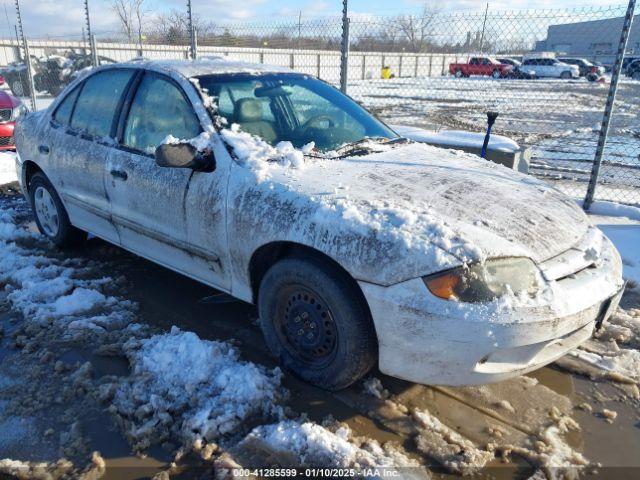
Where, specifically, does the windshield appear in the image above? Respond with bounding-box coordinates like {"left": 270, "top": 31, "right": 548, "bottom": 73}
{"left": 196, "top": 73, "right": 397, "bottom": 152}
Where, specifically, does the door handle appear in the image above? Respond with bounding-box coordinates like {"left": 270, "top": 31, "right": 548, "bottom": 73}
{"left": 38, "top": 145, "right": 50, "bottom": 154}
{"left": 110, "top": 169, "right": 128, "bottom": 181}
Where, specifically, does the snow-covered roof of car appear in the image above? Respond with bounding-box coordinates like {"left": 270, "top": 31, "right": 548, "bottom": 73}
{"left": 122, "top": 56, "right": 294, "bottom": 78}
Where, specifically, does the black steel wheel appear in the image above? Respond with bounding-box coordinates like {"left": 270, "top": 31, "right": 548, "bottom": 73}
{"left": 258, "top": 255, "right": 377, "bottom": 391}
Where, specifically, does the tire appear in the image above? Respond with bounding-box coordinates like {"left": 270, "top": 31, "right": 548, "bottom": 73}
{"left": 29, "top": 172, "right": 87, "bottom": 248}
{"left": 492, "top": 69, "right": 501, "bottom": 79}
{"left": 632, "top": 71, "right": 640, "bottom": 81}
{"left": 11, "top": 79, "right": 25, "bottom": 97}
{"left": 454, "top": 69, "right": 463, "bottom": 78}
{"left": 560, "top": 71, "right": 572, "bottom": 80}
{"left": 258, "top": 255, "right": 377, "bottom": 391}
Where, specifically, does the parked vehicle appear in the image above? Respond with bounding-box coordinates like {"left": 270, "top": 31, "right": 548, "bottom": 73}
{"left": 626, "top": 59, "right": 640, "bottom": 80}
{"left": 1, "top": 57, "right": 38, "bottom": 97}
{"left": 14, "top": 59, "right": 625, "bottom": 390}
{"left": 0, "top": 91, "right": 27, "bottom": 150}
{"left": 498, "top": 58, "right": 536, "bottom": 79}
{"left": 1, "top": 52, "right": 116, "bottom": 97}
{"left": 558, "top": 58, "right": 605, "bottom": 77}
{"left": 521, "top": 58, "right": 579, "bottom": 79}
{"left": 449, "top": 57, "right": 513, "bottom": 78}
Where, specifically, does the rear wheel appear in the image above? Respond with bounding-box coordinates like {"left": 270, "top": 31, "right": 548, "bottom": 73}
{"left": 258, "top": 256, "right": 377, "bottom": 391}
{"left": 632, "top": 71, "right": 640, "bottom": 81}
{"left": 454, "top": 69, "right": 463, "bottom": 78}
{"left": 492, "top": 69, "right": 501, "bottom": 79}
{"left": 29, "top": 172, "right": 87, "bottom": 248}
{"left": 10, "top": 79, "right": 25, "bottom": 97}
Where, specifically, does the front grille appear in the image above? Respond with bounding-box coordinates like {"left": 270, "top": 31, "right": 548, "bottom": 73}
{"left": 0, "top": 136, "right": 14, "bottom": 146}
{"left": 0, "top": 108, "right": 11, "bottom": 122}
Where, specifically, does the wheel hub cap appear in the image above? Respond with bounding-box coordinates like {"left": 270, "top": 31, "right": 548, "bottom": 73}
{"left": 34, "top": 186, "right": 59, "bottom": 237}
{"left": 281, "top": 289, "right": 337, "bottom": 363}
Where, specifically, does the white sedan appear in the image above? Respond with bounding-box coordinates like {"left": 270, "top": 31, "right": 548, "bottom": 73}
{"left": 13, "top": 59, "right": 624, "bottom": 390}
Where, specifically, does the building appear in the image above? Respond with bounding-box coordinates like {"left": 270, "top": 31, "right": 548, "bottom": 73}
{"left": 535, "top": 15, "right": 640, "bottom": 65}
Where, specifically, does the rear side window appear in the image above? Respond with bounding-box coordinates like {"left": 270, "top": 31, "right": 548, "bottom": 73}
{"left": 123, "top": 73, "right": 201, "bottom": 154}
{"left": 53, "top": 85, "right": 80, "bottom": 125}
{"left": 71, "top": 69, "right": 134, "bottom": 138}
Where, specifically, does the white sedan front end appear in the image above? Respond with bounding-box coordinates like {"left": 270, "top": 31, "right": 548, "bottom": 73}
{"left": 360, "top": 227, "right": 624, "bottom": 386}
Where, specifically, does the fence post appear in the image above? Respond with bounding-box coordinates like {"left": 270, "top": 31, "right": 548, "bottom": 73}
{"left": 23, "top": 39, "right": 37, "bottom": 110}
{"left": 339, "top": 0, "right": 350, "bottom": 93}
{"left": 584, "top": 0, "right": 636, "bottom": 210}
{"left": 83, "top": 0, "right": 93, "bottom": 58}
{"left": 316, "top": 53, "right": 321, "bottom": 78}
{"left": 89, "top": 34, "right": 98, "bottom": 67}
{"left": 399, "top": 54, "right": 403, "bottom": 77}
{"left": 361, "top": 55, "right": 365, "bottom": 80}
{"left": 187, "top": 0, "right": 196, "bottom": 59}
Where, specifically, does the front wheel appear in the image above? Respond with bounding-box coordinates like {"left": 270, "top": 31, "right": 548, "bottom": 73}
{"left": 29, "top": 172, "right": 87, "bottom": 248}
{"left": 492, "top": 69, "right": 501, "bottom": 79}
{"left": 560, "top": 71, "right": 572, "bottom": 79}
{"left": 258, "top": 256, "right": 377, "bottom": 391}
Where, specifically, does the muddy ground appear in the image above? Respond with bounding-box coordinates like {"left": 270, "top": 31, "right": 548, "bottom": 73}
{"left": 0, "top": 183, "right": 639, "bottom": 480}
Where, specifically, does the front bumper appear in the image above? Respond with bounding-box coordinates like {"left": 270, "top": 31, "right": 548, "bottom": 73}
{"left": 359, "top": 231, "right": 624, "bottom": 386}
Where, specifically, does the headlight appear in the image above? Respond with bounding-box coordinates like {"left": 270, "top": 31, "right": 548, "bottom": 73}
{"left": 10, "top": 104, "right": 28, "bottom": 121}
{"left": 423, "top": 257, "right": 540, "bottom": 303}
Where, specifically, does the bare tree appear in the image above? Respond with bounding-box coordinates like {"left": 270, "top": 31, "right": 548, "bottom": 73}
{"left": 393, "top": 3, "right": 439, "bottom": 52}
{"left": 111, "top": 0, "right": 146, "bottom": 41}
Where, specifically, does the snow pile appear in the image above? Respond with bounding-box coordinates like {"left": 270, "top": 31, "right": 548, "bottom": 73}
{"left": 412, "top": 409, "right": 493, "bottom": 474}
{"left": 317, "top": 196, "right": 485, "bottom": 265}
{"left": 240, "top": 421, "right": 418, "bottom": 469}
{"left": 0, "top": 152, "right": 17, "bottom": 186}
{"left": 107, "top": 327, "right": 283, "bottom": 450}
{"left": 0, "top": 206, "right": 135, "bottom": 334}
{"left": 0, "top": 452, "right": 105, "bottom": 480}
{"left": 221, "top": 124, "right": 313, "bottom": 173}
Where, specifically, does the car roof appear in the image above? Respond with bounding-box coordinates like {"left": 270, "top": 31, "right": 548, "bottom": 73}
{"left": 106, "top": 56, "right": 294, "bottom": 79}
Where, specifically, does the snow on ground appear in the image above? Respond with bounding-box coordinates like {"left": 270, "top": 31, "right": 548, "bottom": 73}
{"left": 105, "top": 327, "right": 283, "bottom": 450}
{"left": 0, "top": 197, "right": 418, "bottom": 473}
{"left": 0, "top": 152, "right": 17, "bottom": 186}
{"left": 240, "top": 421, "right": 420, "bottom": 469}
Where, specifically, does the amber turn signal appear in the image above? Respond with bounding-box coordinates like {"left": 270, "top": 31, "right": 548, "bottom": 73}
{"left": 424, "top": 272, "right": 460, "bottom": 300}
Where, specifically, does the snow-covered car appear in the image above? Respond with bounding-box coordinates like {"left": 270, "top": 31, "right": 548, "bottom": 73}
{"left": 521, "top": 58, "right": 579, "bottom": 79}
{"left": 13, "top": 59, "right": 625, "bottom": 390}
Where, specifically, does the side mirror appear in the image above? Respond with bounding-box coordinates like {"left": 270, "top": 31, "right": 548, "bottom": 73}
{"left": 155, "top": 143, "right": 215, "bottom": 172}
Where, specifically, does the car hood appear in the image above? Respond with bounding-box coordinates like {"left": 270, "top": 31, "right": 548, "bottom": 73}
{"left": 248, "top": 142, "right": 589, "bottom": 285}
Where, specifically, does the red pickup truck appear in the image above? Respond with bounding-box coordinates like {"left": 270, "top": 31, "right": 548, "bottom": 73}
{"left": 449, "top": 57, "right": 512, "bottom": 78}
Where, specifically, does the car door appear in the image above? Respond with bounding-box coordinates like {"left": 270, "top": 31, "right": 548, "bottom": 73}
{"left": 45, "top": 68, "right": 135, "bottom": 243}
{"left": 105, "top": 70, "right": 232, "bottom": 291}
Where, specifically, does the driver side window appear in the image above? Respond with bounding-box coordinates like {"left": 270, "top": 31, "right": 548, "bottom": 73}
{"left": 123, "top": 73, "right": 202, "bottom": 154}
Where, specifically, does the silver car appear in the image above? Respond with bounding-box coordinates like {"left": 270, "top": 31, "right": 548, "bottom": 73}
{"left": 14, "top": 59, "right": 624, "bottom": 390}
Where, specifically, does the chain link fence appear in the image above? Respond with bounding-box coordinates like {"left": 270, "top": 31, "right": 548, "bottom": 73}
{"left": 1, "top": 1, "right": 638, "bottom": 207}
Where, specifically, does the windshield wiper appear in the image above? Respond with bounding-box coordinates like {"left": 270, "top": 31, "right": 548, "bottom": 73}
{"left": 334, "top": 136, "right": 409, "bottom": 158}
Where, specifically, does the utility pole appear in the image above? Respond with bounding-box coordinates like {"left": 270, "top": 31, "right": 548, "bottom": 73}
{"left": 479, "top": 3, "right": 489, "bottom": 53}
{"left": 339, "top": 0, "right": 350, "bottom": 93}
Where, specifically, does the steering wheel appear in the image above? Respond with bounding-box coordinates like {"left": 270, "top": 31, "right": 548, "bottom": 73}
{"left": 299, "top": 115, "right": 336, "bottom": 131}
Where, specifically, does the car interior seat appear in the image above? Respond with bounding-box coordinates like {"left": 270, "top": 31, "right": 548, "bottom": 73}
{"left": 233, "top": 98, "right": 277, "bottom": 144}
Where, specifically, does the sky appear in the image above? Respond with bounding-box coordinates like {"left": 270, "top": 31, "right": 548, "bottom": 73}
{"left": 3, "top": 0, "right": 630, "bottom": 38}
